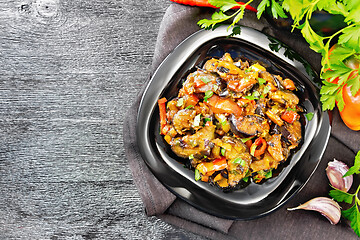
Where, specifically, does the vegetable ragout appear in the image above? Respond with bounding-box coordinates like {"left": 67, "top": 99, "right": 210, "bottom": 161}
{"left": 158, "top": 53, "right": 303, "bottom": 189}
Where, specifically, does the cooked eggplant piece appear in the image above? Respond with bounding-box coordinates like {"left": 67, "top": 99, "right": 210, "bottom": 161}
{"left": 172, "top": 109, "right": 197, "bottom": 134}
{"left": 283, "top": 120, "right": 302, "bottom": 149}
{"left": 269, "top": 90, "right": 299, "bottom": 108}
{"left": 230, "top": 114, "right": 270, "bottom": 136}
{"left": 171, "top": 124, "right": 216, "bottom": 159}
{"left": 267, "top": 134, "right": 285, "bottom": 162}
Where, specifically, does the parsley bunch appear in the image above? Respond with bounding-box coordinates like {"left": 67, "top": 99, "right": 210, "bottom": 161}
{"left": 329, "top": 151, "right": 360, "bottom": 237}
{"left": 197, "top": 0, "right": 360, "bottom": 112}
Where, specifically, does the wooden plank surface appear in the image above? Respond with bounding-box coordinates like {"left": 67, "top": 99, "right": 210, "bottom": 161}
{"left": 0, "top": 0, "right": 205, "bottom": 239}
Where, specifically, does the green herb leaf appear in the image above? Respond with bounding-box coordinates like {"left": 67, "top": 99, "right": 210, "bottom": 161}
{"left": 257, "top": 0, "right": 270, "bottom": 19}
{"left": 221, "top": 148, "right": 226, "bottom": 156}
{"left": 347, "top": 75, "right": 360, "bottom": 97}
{"left": 339, "top": 25, "right": 360, "bottom": 51}
{"left": 209, "top": 0, "right": 239, "bottom": 12}
{"left": 201, "top": 77, "right": 211, "bottom": 84}
{"left": 228, "top": 25, "right": 242, "bottom": 37}
{"left": 342, "top": 204, "right": 360, "bottom": 237}
{"left": 329, "top": 189, "right": 354, "bottom": 204}
{"left": 189, "top": 154, "right": 194, "bottom": 160}
{"left": 233, "top": 157, "right": 246, "bottom": 167}
{"left": 300, "top": 21, "right": 325, "bottom": 55}
{"left": 344, "top": 150, "right": 360, "bottom": 177}
{"left": 185, "top": 105, "right": 194, "bottom": 109}
{"left": 265, "top": 169, "right": 272, "bottom": 179}
{"left": 240, "top": 136, "right": 254, "bottom": 143}
{"left": 258, "top": 77, "right": 266, "bottom": 85}
{"left": 204, "top": 90, "right": 213, "bottom": 102}
{"left": 204, "top": 117, "right": 212, "bottom": 123}
{"left": 305, "top": 112, "right": 314, "bottom": 121}
{"left": 242, "top": 176, "right": 249, "bottom": 182}
{"left": 197, "top": 11, "right": 232, "bottom": 29}
{"left": 263, "top": 85, "right": 271, "bottom": 95}
{"left": 195, "top": 169, "right": 201, "bottom": 181}
{"left": 270, "top": 0, "right": 287, "bottom": 19}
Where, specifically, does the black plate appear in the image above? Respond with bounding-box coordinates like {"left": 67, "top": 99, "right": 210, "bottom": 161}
{"left": 136, "top": 26, "right": 331, "bottom": 220}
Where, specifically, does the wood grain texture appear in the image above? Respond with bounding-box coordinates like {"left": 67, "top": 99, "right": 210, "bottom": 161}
{"left": 0, "top": 0, "right": 205, "bottom": 239}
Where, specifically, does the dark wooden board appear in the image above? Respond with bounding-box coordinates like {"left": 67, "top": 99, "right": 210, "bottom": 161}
{"left": 0, "top": 0, "right": 205, "bottom": 239}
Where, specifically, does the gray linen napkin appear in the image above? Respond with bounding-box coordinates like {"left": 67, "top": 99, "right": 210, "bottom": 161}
{"left": 124, "top": 3, "right": 360, "bottom": 239}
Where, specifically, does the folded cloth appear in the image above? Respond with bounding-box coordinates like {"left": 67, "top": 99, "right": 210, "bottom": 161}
{"left": 124, "top": 3, "right": 360, "bottom": 239}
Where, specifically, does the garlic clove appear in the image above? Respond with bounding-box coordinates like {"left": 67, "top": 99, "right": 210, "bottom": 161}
{"left": 287, "top": 197, "right": 341, "bottom": 225}
{"left": 326, "top": 159, "right": 353, "bottom": 192}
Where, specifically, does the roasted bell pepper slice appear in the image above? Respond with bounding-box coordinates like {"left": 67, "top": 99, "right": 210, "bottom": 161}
{"left": 250, "top": 137, "right": 267, "bottom": 157}
{"left": 206, "top": 94, "right": 243, "bottom": 117}
{"left": 281, "top": 109, "right": 299, "bottom": 124}
{"left": 196, "top": 157, "right": 227, "bottom": 175}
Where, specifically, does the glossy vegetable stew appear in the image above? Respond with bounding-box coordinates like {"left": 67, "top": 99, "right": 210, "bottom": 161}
{"left": 158, "top": 53, "right": 303, "bottom": 189}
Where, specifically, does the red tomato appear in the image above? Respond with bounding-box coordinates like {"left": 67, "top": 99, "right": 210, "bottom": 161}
{"left": 327, "top": 45, "right": 360, "bottom": 131}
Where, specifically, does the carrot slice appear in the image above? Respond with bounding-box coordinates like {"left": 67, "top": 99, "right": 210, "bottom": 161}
{"left": 158, "top": 97, "right": 168, "bottom": 135}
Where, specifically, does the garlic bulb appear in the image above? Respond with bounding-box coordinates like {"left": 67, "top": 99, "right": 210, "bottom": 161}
{"left": 326, "top": 159, "right": 353, "bottom": 192}
{"left": 288, "top": 197, "right": 341, "bottom": 225}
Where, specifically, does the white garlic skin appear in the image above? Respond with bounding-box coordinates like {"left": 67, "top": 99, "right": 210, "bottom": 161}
{"left": 326, "top": 159, "right": 353, "bottom": 192}
{"left": 288, "top": 197, "right": 341, "bottom": 225}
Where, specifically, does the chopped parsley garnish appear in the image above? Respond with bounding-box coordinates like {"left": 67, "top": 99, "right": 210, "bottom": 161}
{"left": 233, "top": 157, "right": 246, "bottom": 167}
{"left": 195, "top": 169, "right": 201, "bottom": 181}
{"left": 258, "top": 77, "right": 266, "bottom": 85}
{"left": 306, "top": 112, "right": 314, "bottom": 121}
{"left": 201, "top": 76, "right": 211, "bottom": 84}
{"left": 221, "top": 148, "right": 226, "bottom": 156}
{"left": 204, "top": 90, "right": 213, "bottom": 102}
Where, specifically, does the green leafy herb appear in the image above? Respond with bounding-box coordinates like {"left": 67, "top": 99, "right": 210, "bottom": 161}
{"left": 198, "top": 0, "right": 360, "bottom": 116}
{"left": 185, "top": 105, "right": 194, "bottom": 109}
{"left": 204, "top": 90, "right": 213, "bottom": 102}
{"left": 329, "top": 187, "right": 354, "bottom": 204}
{"left": 204, "top": 117, "right": 212, "bottom": 123}
{"left": 221, "top": 148, "right": 226, "bottom": 156}
{"left": 244, "top": 90, "right": 260, "bottom": 100}
{"left": 328, "top": 150, "right": 360, "bottom": 237}
{"left": 201, "top": 76, "right": 211, "bottom": 84}
{"left": 233, "top": 157, "right": 246, "bottom": 167}
{"left": 195, "top": 169, "right": 201, "bottom": 181}
{"left": 258, "top": 77, "right": 266, "bottom": 85}
{"left": 265, "top": 169, "right": 272, "bottom": 179}
{"left": 189, "top": 154, "right": 194, "bottom": 160}
{"left": 242, "top": 176, "right": 249, "bottom": 182}
{"left": 306, "top": 112, "right": 314, "bottom": 121}
{"left": 287, "top": 107, "right": 297, "bottom": 112}
{"left": 240, "top": 136, "right": 254, "bottom": 143}
{"left": 343, "top": 150, "right": 360, "bottom": 177}
{"left": 263, "top": 85, "right": 271, "bottom": 95}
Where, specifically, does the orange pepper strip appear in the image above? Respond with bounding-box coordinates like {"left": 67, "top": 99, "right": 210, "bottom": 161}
{"left": 283, "top": 79, "right": 296, "bottom": 90}
{"left": 212, "top": 157, "right": 227, "bottom": 171}
{"left": 158, "top": 97, "right": 168, "bottom": 135}
{"left": 196, "top": 157, "right": 227, "bottom": 175}
{"left": 281, "top": 110, "right": 299, "bottom": 124}
{"left": 250, "top": 137, "right": 267, "bottom": 157}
